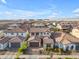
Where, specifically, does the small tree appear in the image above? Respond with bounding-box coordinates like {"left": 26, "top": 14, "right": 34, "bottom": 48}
{"left": 50, "top": 23, "right": 58, "bottom": 49}
{"left": 16, "top": 31, "right": 30, "bottom": 59}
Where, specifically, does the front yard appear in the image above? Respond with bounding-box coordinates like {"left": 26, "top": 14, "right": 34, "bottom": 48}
{"left": 20, "top": 47, "right": 79, "bottom": 55}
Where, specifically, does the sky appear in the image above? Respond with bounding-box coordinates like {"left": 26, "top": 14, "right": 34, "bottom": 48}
{"left": 0, "top": 0, "right": 79, "bottom": 19}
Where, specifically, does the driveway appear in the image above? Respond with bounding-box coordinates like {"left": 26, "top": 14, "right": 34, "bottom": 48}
{"left": 27, "top": 47, "right": 44, "bottom": 55}
{"left": 0, "top": 51, "right": 17, "bottom": 59}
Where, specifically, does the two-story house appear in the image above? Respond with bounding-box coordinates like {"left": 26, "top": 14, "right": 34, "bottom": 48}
{"left": 3, "top": 23, "right": 27, "bottom": 37}
{"left": 30, "top": 22, "right": 51, "bottom": 36}
{"left": 30, "top": 27, "right": 51, "bottom": 36}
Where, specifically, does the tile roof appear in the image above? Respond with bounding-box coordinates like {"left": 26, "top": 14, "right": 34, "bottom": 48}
{"left": 9, "top": 36, "right": 25, "bottom": 43}
{"left": 4, "top": 27, "right": 25, "bottom": 33}
{"left": 43, "top": 37, "right": 54, "bottom": 44}
{"left": 30, "top": 27, "right": 50, "bottom": 32}
{"left": 27, "top": 36, "right": 41, "bottom": 42}
{"left": 60, "top": 33, "right": 79, "bottom": 44}
{"left": 55, "top": 32, "right": 65, "bottom": 42}
{"left": 60, "top": 34, "right": 71, "bottom": 44}
{"left": 65, "top": 34, "right": 79, "bottom": 43}
{"left": 9, "top": 23, "right": 19, "bottom": 27}
{"left": 0, "top": 36, "right": 11, "bottom": 44}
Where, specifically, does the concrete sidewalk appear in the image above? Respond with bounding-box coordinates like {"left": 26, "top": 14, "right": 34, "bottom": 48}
{"left": 0, "top": 55, "right": 50, "bottom": 59}
{"left": 52, "top": 55, "right": 79, "bottom": 59}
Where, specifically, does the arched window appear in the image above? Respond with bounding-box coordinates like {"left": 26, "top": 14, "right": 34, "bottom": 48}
{"left": 68, "top": 44, "right": 75, "bottom": 50}
{"left": 71, "top": 46, "right": 74, "bottom": 50}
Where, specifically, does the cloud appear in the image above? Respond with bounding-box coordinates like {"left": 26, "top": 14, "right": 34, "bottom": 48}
{"left": 0, "top": 11, "right": 14, "bottom": 16}
{"left": 4, "top": 11, "right": 13, "bottom": 15}
{"left": 47, "top": 10, "right": 62, "bottom": 19}
{"left": 13, "top": 9, "right": 52, "bottom": 19}
{"left": 0, "top": 4, "right": 61, "bottom": 19}
{"left": 0, "top": 1, "right": 62, "bottom": 19}
{"left": 47, "top": 12, "right": 59, "bottom": 18}
{"left": 15, "top": 9, "right": 50, "bottom": 17}
{"left": 18, "top": 9, "right": 60, "bottom": 19}
{"left": 73, "top": 8, "right": 79, "bottom": 13}
{"left": 0, "top": 9, "right": 61, "bottom": 19}
{"left": 0, "top": 0, "right": 7, "bottom": 4}
{"left": 0, "top": 9, "right": 52, "bottom": 19}
{"left": 73, "top": 8, "right": 79, "bottom": 16}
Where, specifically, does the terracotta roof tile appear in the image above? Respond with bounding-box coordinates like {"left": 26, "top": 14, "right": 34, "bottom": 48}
{"left": 27, "top": 36, "right": 41, "bottom": 42}
{"left": 60, "top": 33, "right": 79, "bottom": 44}
{"left": 0, "top": 36, "right": 11, "bottom": 44}
{"left": 43, "top": 37, "right": 54, "bottom": 44}
{"left": 9, "top": 36, "right": 25, "bottom": 43}
{"left": 4, "top": 27, "right": 25, "bottom": 33}
{"left": 30, "top": 27, "right": 50, "bottom": 32}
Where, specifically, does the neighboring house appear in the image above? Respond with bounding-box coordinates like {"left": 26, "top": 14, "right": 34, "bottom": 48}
{"left": 8, "top": 23, "right": 20, "bottom": 28}
{"left": 59, "top": 34, "right": 75, "bottom": 51}
{"left": 63, "top": 34, "right": 79, "bottom": 51}
{"left": 32, "top": 23, "right": 45, "bottom": 27}
{"left": 9, "top": 36, "right": 25, "bottom": 48}
{"left": 70, "top": 28, "right": 79, "bottom": 38}
{"left": 61, "top": 24, "right": 72, "bottom": 30}
{"left": 20, "top": 21, "right": 31, "bottom": 31}
{"left": 4, "top": 27, "right": 26, "bottom": 37}
{"left": 56, "top": 32, "right": 79, "bottom": 51}
{"left": 0, "top": 36, "right": 10, "bottom": 50}
{"left": 27, "top": 36, "right": 41, "bottom": 47}
{"left": 3, "top": 23, "right": 27, "bottom": 37}
{"left": 27, "top": 36, "right": 54, "bottom": 48}
{"left": 30, "top": 27, "right": 51, "bottom": 36}
{"left": 43, "top": 37, "right": 54, "bottom": 48}
{"left": 7, "top": 23, "right": 21, "bottom": 30}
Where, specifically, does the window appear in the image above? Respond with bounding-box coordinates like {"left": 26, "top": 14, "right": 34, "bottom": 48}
{"left": 44, "top": 32, "right": 46, "bottom": 35}
{"left": 41, "top": 32, "right": 42, "bottom": 34}
{"left": 31, "top": 33, "right": 34, "bottom": 35}
{"left": 21, "top": 33, "right": 23, "bottom": 35}
{"left": 5, "top": 33, "right": 7, "bottom": 34}
{"left": 11, "top": 33, "right": 14, "bottom": 35}
{"left": 36, "top": 32, "right": 39, "bottom": 35}
{"left": 71, "top": 46, "right": 74, "bottom": 50}
{"left": 47, "top": 32, "right": 49, "bottom": 35}
{"left": 46, "top": 44, "right": 51, "bottom": 47}
{"left": 17, "top": 33, "right": 18, "bottom": 35}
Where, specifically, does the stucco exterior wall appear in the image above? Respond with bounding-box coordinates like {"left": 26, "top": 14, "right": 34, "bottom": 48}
{"left": 4, "top": 32, "right": 26, "bottom": 37}
{"left": 0, "top": 42, "right": 8, "bottom": 50}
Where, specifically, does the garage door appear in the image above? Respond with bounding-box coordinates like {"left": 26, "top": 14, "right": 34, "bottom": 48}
{"left": 76, "top": 44, "right": 79, "bottom": 50}
{"left": 11, "top": 43, "right": 20, "bottom": 48}
{"left": 29, "top": 42, "right": 39, "bottom": 47}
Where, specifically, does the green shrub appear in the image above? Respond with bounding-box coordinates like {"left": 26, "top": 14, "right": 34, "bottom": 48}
{"left": 58, "top": 58, "right": 62, "bottom": 59}
{"left": 65, "top": 58, "right": 73, "bottom": 59}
